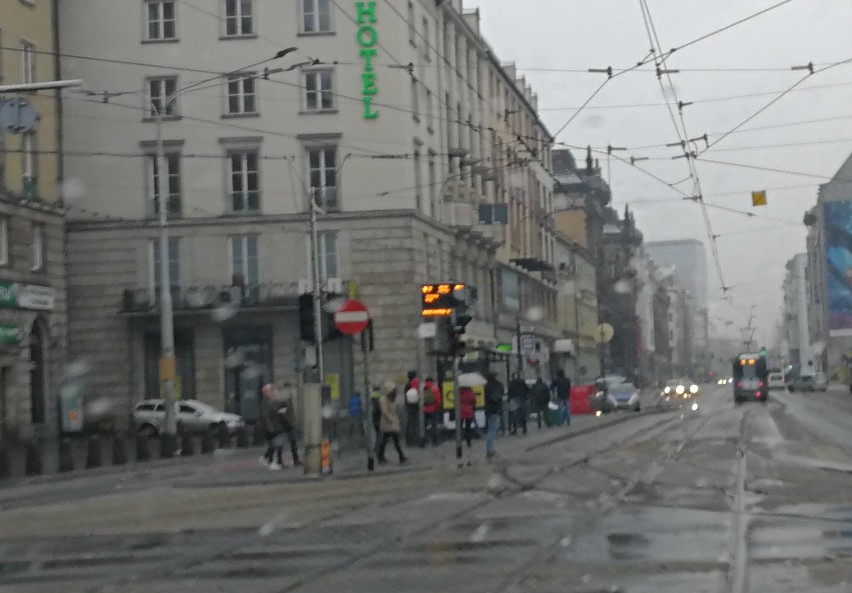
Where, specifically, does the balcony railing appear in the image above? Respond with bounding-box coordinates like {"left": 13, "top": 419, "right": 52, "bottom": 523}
{"left": 121, "top": 282, "right": 299, "bottom": 313}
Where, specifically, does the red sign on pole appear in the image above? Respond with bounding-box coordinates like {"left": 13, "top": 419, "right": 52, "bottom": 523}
{"left": 333, "top": 299, "right": 370, "bottom": 335}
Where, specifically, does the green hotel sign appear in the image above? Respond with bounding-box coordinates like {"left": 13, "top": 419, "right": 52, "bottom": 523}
{"left": 356, "top": 2, "right": 379, "bottom": 120}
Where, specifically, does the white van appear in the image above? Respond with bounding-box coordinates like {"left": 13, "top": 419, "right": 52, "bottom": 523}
{"left": 767, "top": 372, "right": 786, "bottom": 390}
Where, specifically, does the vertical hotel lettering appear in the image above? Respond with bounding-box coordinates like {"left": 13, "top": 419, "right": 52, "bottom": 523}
{"left": 356, "top": 1, "right": 379, "bottom": 119}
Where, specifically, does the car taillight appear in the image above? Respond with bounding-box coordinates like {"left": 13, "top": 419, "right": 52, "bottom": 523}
{"left": 756, "top": 391, "right": 762, "bottom": 398}
{"left": 737, "top": 382, "right": 743, "bottom": 388}
{"left": 759, "top": 381, "right": 764, "bottom": 388}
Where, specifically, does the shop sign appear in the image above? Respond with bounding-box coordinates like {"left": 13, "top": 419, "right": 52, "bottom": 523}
{"left": 0, "top": 281, "right": 55, "bottom": 311}
{"left": 0, "top": 323, "right": 20, "bottom": 345}
{"left": 356, "top": 1, "right": 379, "bottom": 120}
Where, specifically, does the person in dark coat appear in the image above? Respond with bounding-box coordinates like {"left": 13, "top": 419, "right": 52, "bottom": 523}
{"left": 507, "top": 372, "right": 529, "bottom": 435}
{"left": 551, "top": 370, "right": 572, "bottom": 426}
{"left": 530, "top": 377, "right": 551, "bottom": 429}
{"left": 260, "top": 384, "right": 299, "bottom": 469}
{"left": 484, "top": 373, "right": 504, "bottom": 458}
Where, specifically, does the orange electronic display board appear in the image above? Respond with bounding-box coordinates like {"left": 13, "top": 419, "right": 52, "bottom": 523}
{"left": 421, "top": 283, "right": 464, "bottom": 317}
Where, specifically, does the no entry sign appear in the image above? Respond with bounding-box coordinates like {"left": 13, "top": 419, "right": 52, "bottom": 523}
{"left": 333, "top": 299, "right": 370, "bottom": 335}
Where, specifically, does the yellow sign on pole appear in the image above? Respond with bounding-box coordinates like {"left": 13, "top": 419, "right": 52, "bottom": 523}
{"left": 325, "top": 373, "right": 341, "bottom": 401}
{"left": 441, "top": 382, "right": 485, "bottom": 410}
{"left": 751, "top": 190, "right": 767, "bottom": 207}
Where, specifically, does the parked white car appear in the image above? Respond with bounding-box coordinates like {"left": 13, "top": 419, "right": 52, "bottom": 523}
{"left": 133, "top": 399, "right": 245, "bottom": 436}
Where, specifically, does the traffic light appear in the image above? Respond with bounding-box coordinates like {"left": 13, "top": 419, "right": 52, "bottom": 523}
{"left": 298, "top": 293, "right": 337, "bottom": 343}
{"left": 449, "top": 308, "right": 473, "bottom": 356}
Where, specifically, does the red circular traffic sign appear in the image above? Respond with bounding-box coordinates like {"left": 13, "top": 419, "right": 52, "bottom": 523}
{"left": 333, "top": 299, "right": 370, "bottom": 335}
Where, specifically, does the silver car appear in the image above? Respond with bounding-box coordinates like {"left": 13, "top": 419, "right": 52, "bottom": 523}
{"left": 133, "top": 399, "right": 245, "bottom": 436}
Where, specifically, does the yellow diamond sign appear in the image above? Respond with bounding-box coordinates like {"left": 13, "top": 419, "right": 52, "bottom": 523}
{"left": 751, "top": 190, "right": 767, "bottom": 207}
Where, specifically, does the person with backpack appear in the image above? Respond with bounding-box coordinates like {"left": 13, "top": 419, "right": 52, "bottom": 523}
{"left": 421, "top": 377, "right": 442, "bottom": 446}
{"left": 507, "top": 372, "right": 529, "bottom": 435}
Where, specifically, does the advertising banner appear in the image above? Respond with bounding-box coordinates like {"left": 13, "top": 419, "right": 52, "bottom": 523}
{"left": 824, "top": 201, "right": 852, "bottom": 336}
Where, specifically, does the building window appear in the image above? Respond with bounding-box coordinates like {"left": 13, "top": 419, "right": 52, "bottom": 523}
{"left": 407, "top": 2, "right": 416, "bottom": 45}
{"left": 22, "top": 132, "right": 36, "bottom": 198}
{"left": 422, "top": 18, "right": 431, "bottom": 61}
{"left": 151, "top": 238, "right": 180, "bottom": 293}
{"left": 226, "top": 73, "right": 256, "bottom": 115}
{"left": 231, "top": 235, "right": 259, "bottom": 285}
{"left": 318, "top": 231, "right": 337, "bottom": 282}
{"left": 20, "top": 41, "right": 35, "bottom": 84}
{"left": 304, "top": 69, "right": 334, "bottom": 111}
{"left": 0, "top": 218, "right": 7, "bottom": 266}
{"left": 301, "top": 0, "right": 332, "bottom": 33}
{"left": 307, "top": 146, "right": 337, "bottom": 210}
{"left": 229, "top": 150, "right": 260, "bottom": 213}
{"left": 411, "top": 78, "right": 419, "bottom": 121}
{"left": 147, "top": 76, "right": 177, "bottom": 117}
{"left": 223, "top": 0, "right": 253, "bottom": 36}
{"left": 149, "top": 152, "right": 181, "bottom": 215}
{"left": 145, "top": 1, "right": 177, "bottom": 41}
{"left": 30, "top": 223, "right": 44, "bottom": 271}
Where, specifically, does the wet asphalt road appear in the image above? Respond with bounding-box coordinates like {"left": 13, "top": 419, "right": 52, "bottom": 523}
{"left": 1, "top": 385, "right": 851, "bottom": 592}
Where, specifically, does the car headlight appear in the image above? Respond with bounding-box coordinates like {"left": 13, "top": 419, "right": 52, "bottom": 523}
{"left": 664, "top": 386, "right": 671, "bottom": 394}
{"left": 675, "top": 385, "right": 685, "bottom": 395}
{"left": 690, "top": 385, "right": 699, "bottom": 394}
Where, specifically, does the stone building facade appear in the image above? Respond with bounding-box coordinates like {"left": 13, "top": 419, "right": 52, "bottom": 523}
{"left": 59, "top": 0, "right": 554, "bottom": 426}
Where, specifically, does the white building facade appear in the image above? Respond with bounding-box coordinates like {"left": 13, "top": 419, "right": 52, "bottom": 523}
{"left": 59, "top": 0, "right": 555, "bottom": 426}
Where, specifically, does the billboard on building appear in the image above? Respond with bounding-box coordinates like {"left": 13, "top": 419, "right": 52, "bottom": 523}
{"left": 824, "top": 201, "right": 852, "bottom": 336}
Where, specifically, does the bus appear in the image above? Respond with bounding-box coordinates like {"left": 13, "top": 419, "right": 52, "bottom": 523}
{"left": 733, "top": 352, "right": 769, "bottom": 404}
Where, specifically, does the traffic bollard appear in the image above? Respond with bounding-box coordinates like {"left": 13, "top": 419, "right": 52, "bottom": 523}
{"left": 136, "top": 433, "right": 151, "bottom": 462}
{"left": 111, "top": 435, "right": 127, "bottom": 465}
{"left": 85, "top": 436, "right": 103, "bottom": 469}
{"left": 217, "top": 422, "right": 229, "bottom": 449}
{"left": 24, "top": 440, "right": 43, "bottom": 476}
{"left": 0, "top": 446, "right": 10, "bottom": 479}
{"left": 180, "top": 431, "right": 195, "bottom": 457}
{"left": 235, "top": 426, "right": 248, "bottom": 448}
{"left": 58, "top": 438, "right": 74, "bottom": 472}
{"left": 200, "top": 429, "right": 214, "bottom": 454}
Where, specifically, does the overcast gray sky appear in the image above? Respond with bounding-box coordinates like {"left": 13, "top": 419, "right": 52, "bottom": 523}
{"left": 465, "top": 0, "right": 852, "bottom": 345}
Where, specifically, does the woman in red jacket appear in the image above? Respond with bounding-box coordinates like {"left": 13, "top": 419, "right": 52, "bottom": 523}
{"left": 422, "top": 377, "right": 442, "bottom": 446}
{"left": 459, "top": 386, "right": 477, "bottom": 447}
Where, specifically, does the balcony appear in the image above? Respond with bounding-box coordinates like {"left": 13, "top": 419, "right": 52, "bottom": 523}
{"left": 121, "top": 282, "right": 299, "bottom": 315}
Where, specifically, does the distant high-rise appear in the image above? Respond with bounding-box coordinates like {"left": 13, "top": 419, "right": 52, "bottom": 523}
{"left": 646, "top": 240, "right": 708, "bottom": 309}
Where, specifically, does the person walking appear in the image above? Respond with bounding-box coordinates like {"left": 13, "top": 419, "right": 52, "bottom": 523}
{"left": 275, "top": 387, "right": 301, "bottom": 467}
{"left": 459, "top": 385, "right": 477, "bottom": 447}
{"left": 530, "top": 377, "right": 551, "bottom": 429}
{"left": 370, "top": 384, "right": 383, "bottom": 456}
{"left": 260, "top": 383, "right": 289, "bottom": 469}
{"left": 377, "top": 381, "right": 408, "bottom": 465}
{"left": 507, "top": 372, "right": 529, "bottom": 435}
{"left": 422, "top": 376, "right": 442, "bottom": 446}
{"left": 403, "top": 370, "right": 420, "bottom": 445}
{"left": 551, "top": 370, "right": 572, "bottom": 426}
{"left": 484, "top": 373, "right": 504, "bottom": 458}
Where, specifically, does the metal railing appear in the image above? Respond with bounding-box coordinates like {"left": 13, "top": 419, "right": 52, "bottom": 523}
{"left": 121, "top": 282, "right": 299, "bottom": 313}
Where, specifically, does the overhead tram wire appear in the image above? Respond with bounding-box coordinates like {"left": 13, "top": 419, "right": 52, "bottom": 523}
{"left": 638, "top": 0, "right": 727, "bottom": 295}
{"left": 700, "top": 55, "right": 852, "bottom": 155}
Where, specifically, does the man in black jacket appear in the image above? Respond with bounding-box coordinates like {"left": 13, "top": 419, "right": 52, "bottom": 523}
{"left": 484, "top": 373, "right": 504, "bottom": 458}
{"left": 551, "top": 370, "right": 572, "bottom": 426}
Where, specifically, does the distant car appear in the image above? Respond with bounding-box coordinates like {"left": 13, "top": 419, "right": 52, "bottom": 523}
{"left": 609, "top": 382, "right": 641, "bottom": 412}
{"left": 661, "top": 378, "right": 699, "bottom": 400}
{"left": 133, "top": 399, "right": 245, "bottom": 437}
{"left": 767, "top": 372, "right": 786, "bottom": 390}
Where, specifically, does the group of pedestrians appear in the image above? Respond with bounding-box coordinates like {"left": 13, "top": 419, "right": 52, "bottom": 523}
{"left": 257, "top": 367, "right": 573, "bottom": 470}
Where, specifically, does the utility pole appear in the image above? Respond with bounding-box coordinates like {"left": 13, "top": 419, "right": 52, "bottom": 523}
{"left": 308, "top": 189, "right": 325, "bottom": 383}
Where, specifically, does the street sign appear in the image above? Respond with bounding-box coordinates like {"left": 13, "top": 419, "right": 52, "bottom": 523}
{"left": 0, "top": 98, "right": 38, "bottom": 134}
{"left": 333, "top": 299, "right": 370, "bottom": 335}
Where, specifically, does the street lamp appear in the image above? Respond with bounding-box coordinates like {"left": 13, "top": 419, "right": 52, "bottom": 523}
{"left": 149, "top": 49, "right": 297, "bottom": 454}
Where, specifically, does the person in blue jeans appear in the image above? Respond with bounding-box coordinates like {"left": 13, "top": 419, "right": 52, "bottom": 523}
{"left": 484, "top": 373, "right": 504, "bottom": 458}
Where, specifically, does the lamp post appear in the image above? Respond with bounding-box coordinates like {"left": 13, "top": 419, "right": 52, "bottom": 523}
{"left": 148, "top": 49, "right": 297, "bottom": 452}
